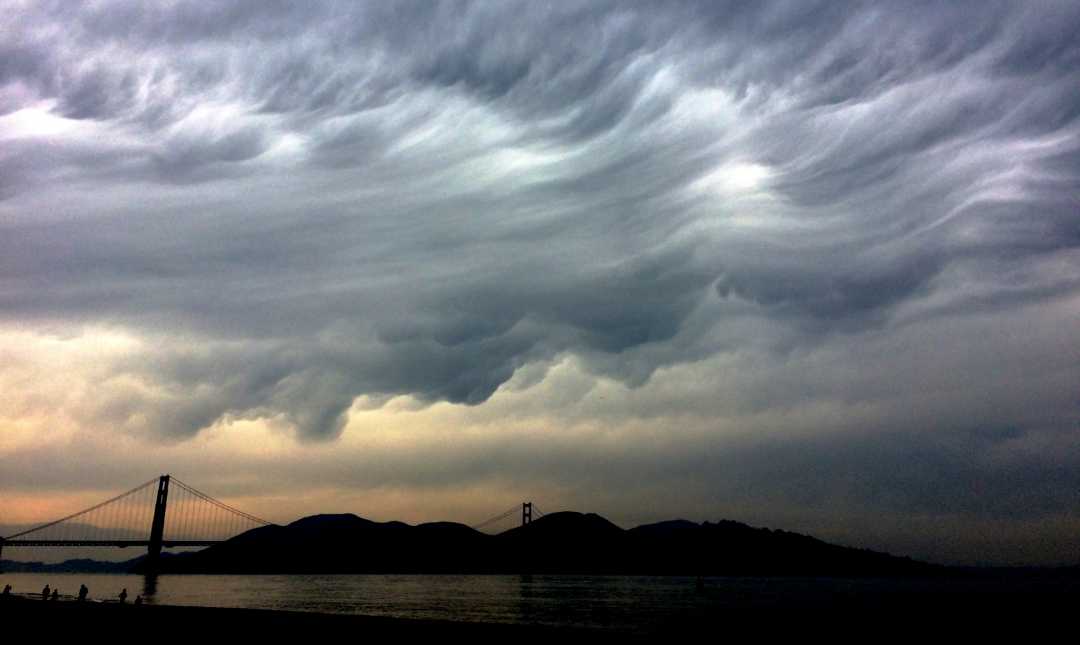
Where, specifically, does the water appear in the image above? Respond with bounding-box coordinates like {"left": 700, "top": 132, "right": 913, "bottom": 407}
{"left": 1, "top": 572, "right": 1073, "bottom": 631}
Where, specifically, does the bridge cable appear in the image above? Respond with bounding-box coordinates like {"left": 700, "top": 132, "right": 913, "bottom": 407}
{"left": 470, "top": 505, "right": 520, "bottom": 531}
{"left": 170, "top": 477, "right": 273, "bottom": 526}
{"left": 3, "top": 477, "right": 159, "bottom": 540}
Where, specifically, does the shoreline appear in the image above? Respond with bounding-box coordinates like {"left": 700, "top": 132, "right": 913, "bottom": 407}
{"left": 0, "top": 596, "right": 615, "bottom": 641}
{"left": 3, "top": 589, "right": 1078, "bottom": 640}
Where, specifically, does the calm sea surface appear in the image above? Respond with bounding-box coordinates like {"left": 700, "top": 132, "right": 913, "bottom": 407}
{"left": 0, "top": 572, "right": 1073, "bottom": 630}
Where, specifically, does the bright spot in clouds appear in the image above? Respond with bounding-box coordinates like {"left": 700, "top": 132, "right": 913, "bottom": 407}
{"left": 691, "top": 162, "right": 773, "bottom": 196}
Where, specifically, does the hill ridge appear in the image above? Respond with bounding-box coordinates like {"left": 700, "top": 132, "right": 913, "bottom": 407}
{"left": 138, "top": 511, "right": 944, "bottom": 576}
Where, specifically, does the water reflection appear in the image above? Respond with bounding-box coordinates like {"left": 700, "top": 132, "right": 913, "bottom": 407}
{"left": 142, "top": 573, "right": 158, "bottom": 598}
{"left": 0, "top": 572, "right": 1064, "bottom": 631}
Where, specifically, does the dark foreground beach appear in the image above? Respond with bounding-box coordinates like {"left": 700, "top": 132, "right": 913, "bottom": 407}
{"left": 2, "top": 595, "right": 598, "bottom": 641}
{"left": 3, "top": 589, "right": 1078, "bottom": 642}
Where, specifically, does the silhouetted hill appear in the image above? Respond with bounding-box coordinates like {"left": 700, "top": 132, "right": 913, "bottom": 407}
{"left": 148, "top": 511, "right": 945, "bottom": 576}
{"left": 0, "top": 557, "right": 139, "bottom": 573}
{"left": 630, "top": 519, "right": 701, "bottom": 536}
{"left": 155, "top": 513, "right": 495, "bottom": 574}
{"left": 500, "top": 512, "right": 623, "bottom": 545}
{"left": 628, "top": 519, "right": 936, "bottom": 576}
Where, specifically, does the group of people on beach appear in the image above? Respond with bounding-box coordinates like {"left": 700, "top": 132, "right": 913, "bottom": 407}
{"left": 1, "top": 582, "right": 141, "bottom": 605}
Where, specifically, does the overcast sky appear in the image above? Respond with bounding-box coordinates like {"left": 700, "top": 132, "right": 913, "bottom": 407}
{"left": 1, "top": 0, "right": 1078, "bottom": 566}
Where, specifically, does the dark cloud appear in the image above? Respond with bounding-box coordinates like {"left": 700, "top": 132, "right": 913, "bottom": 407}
{"left": 1, "top": 0, "right": 1077, "bottom": 426}
{"left": 1, "top": 0, "right": 1079, "bottom": 563}
{"left": 151, "top": 124, "right": 269, "bottom": 180}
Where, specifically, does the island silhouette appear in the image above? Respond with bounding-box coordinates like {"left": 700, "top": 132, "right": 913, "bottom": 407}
{"left": 1, "top": 511, "right": 947, "bottom": 576}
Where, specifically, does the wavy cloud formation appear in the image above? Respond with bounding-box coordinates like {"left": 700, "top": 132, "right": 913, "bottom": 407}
{"left": 1, "top": 1, "right": 1079, "bottom": 563}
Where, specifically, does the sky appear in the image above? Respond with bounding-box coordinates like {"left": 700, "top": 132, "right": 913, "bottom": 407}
{"left": 1, "top": 0, "right": 1078, "bottom": 567}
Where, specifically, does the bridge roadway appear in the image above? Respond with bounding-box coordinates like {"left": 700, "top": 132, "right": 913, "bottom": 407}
{"left": 1, "top": 539, "right": 219, "bottom": 548}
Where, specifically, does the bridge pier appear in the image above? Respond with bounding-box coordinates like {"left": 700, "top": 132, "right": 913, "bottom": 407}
{"left": 522, "top": 502, "right": 532, "bottom": 526}
{"left": 145, "top": 475, "right": 170, "bottom": 571}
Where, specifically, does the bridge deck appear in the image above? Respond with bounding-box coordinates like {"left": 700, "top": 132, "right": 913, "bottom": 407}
{"left": 1, "top": 539, "right": 220, "bottom": 548}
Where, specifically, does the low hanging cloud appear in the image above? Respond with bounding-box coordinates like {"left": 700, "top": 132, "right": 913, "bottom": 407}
{"left": 1, "top": 1, "right": 1079, "bottom": 563}
{"left": 2, "top": 1, "right": 1079, "bottom": 438}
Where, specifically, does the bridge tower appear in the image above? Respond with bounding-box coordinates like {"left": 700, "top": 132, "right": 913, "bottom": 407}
{"left": 146, "top": 474, "right": 170, "bottom": 567}
{"left": 522, "top": 502, "right": 532, "bottom": 526}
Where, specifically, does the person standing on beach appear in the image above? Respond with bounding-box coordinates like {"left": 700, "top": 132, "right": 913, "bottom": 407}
{"left": 3, "top": 584, "right": 12, "bottom": 596}
{"left": 41, "top": 584, "right": 50, "bottom": 601}
{"left": 118, "top": 588, "right": 128, "bottom": 604}
{"left": 50, "top": 589, "right": 59, "bottom": 601}
{"left": 78, "top": 584, "right": 88, "bottom": 601}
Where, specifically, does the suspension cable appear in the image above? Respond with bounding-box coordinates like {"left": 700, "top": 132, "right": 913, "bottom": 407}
{"left": 170, "top": 477, "right": 273, "bottom": 526}
{"left": 470, "top": 505, "right": 520, "bottom": 531}
{"left": 3, "top": 477, "right": 160, "bottom": 540}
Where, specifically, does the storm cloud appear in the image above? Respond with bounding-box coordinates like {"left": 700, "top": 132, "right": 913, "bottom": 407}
{"left": 1, "top": 1, "right": 1078, "bottom": 564}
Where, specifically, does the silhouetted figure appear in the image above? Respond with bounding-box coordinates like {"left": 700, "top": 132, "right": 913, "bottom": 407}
{"left": 78, "top": 584, "right": 88, "bottom": 601}
{"left": 118, "top": 588, "right": 128, "bottom": 604}
{"left": 3, "top": 584, "right": 12, "bottom": 596}
{"left": 134, "top": 595, "right": 142, "bottom": 606}
{"left": 41, "top": 584, "right": 50, "bottom": 601}
{"left": 50, "top": 589, "right": 59, "bottom": 601}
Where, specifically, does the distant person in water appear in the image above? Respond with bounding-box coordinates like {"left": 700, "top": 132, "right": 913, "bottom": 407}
{"left": 134, "top": 595, "right": 142, "bottom": 606}
{"left": 41, "top": 584, "right": 50, "bottom": 601}
{"left": 118, "top": 588, "right": 128, "bottom": 604}
{"left": 50, "top": 589, "right": 59, "bottom": 601}
{"left": 78, "top": 584, "right": 88, "bottom": 601}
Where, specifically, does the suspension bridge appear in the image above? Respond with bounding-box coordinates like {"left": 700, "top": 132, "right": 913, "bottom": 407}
{"left": 1, "top": 475, "right": 546, "bottom": 568}
{"left": 0, "top": 475, "right": 272, "bottom": 569}
{"left": 470, "top": 501, "right": 546, "bottom": 532}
